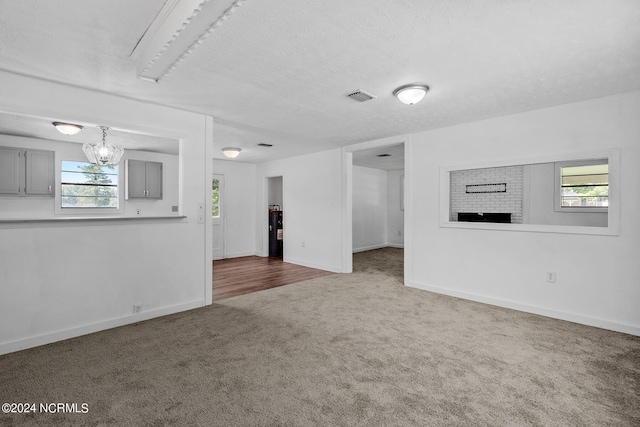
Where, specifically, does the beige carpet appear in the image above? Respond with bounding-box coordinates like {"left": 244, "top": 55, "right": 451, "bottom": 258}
{"left": 1, "top": 248, "right": 638, "bottom": 426}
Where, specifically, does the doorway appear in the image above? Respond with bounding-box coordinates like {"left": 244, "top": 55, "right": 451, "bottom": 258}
{"left": 347, "top": 141, "right": 406, "bottom": 279}
{"left": 266, "top": 176, "right": 283, "bottom": 258}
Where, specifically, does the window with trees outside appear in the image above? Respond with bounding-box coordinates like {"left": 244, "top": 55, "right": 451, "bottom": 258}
{"left": 556, "top": 159, "right": 608, "bottom": 211}
{"left": 212, "top": 178, "right": 220, "bottom": 218}
{"left": 61, "top": 160, "right": 119, "bottom": 208}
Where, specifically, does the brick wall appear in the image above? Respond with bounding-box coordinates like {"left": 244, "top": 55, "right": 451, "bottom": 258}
{"left": 450, "top": 165, "right": 523, "bottom": 223}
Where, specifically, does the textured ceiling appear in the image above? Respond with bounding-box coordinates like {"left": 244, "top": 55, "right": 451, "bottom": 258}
{"left": 0, "top": 0, "right": 639, "bottom": 165}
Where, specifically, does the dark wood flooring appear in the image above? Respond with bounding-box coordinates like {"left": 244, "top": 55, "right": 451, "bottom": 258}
{"left": 213, "top": 256, "right": 336, "bottom": 301}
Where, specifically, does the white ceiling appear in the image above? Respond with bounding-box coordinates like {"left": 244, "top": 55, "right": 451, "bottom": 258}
{"left": 1, "top": 0, "right": 639, "bottom": 165}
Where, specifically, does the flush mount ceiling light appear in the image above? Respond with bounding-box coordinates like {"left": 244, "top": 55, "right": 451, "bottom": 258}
{"left": 222, "top": 147, "right": 241, "bottom": 159}
{"left": 82, "top": 126, "right": 124, "bottom": 165}
{"left": 393, "top": 84, "right": 430, "bottom": 105}
{"left": 52, "top": 122, "right": 83, "bottom": 135}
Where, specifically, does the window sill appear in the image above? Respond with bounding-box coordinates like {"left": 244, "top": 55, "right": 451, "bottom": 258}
{"left": 553, "top": 207, "right": 608, "bottom": 214}
{"left": 0, "top": 215, "right": 187, "bottom": 227}
{"left": 440, "top": 220, "right": 618, "bottom": 236}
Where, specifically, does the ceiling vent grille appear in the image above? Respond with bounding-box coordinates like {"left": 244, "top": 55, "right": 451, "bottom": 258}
{"left": 346, "top": 90, "right": 377, "bottom": 103}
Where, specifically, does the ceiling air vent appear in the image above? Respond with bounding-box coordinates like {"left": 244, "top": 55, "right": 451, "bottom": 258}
{"left": 346, "top": 90, "right": 377, "bottom": 103}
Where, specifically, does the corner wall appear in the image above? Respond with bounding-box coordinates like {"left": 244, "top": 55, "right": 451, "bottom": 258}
{"left": 256, "top": 149, "right": 344, "bottom": 272}
{"left": 407, "top": 91, "right": 640, "bottom": 335}
{"left": 352, "top": 166, "right": 388, "bottom": 252}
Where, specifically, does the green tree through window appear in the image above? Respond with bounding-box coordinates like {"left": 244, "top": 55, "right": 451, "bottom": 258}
{"left": 61, "top": 161, "right": 118, "bottom": 208}
{"left": 560, "top": 163, "right": 608, "bottom": 208}
{"left": 212, "top": 178, "right": 220, "bottom": 217}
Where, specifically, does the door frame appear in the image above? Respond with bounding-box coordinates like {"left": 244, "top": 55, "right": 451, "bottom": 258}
{"left": 262, "top": 175, "right": 284, "bottom": 258}
{"left": 341, "top": 134, "right": 411, "bottom": 278}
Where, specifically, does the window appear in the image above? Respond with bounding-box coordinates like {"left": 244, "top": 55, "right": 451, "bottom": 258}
{"left": 61, "top": 161, "right": 119, "bottom": 208}
{"left": 555, "top": 159, "right": 608, "bottom": 212}
{"left": 212, "top": 178, "right": 220, "bottom": 218}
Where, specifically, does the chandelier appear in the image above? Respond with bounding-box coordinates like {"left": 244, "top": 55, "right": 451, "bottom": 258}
{"left": 82, "top": 126, "right": 124, "bottom": 165}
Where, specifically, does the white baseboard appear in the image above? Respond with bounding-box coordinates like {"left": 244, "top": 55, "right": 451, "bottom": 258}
{"left": 387, "top": 243, "right": 404, "bottom": 249}
{"left": 223, "top": 251, "right": 257, "bottom": 259}
{"left": 407, "top": 280, "right": 640, "bottom": 336}
{"left": 353, "top": 243, "right": 387, "bottom": 253}
{"left": 353, "top": 243, "right": 404, "bottom": 253}
{"left": 284, "top": 257, "right": 342, "bottom": 273}
{"left": 0, "top": 299, "right": 205, "bottom": 356}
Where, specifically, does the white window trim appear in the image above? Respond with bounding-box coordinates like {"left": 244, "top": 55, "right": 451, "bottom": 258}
{"left": 554, "top": 158, "right": 608, "bottom": 213}
{"left": 55, "top": 156, "right": 124, "bottom": 215}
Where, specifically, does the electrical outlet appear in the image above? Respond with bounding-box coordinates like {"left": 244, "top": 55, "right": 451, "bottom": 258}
{"left": 136, "top": 208, "right": 142, "bottom": 216}
{"left": 133, "top": 304, "right": 143, "bottom": 314}
{"left": 398, "top": 230, "right": 402, "bottom": 236}
{"left": 546, "top": 272, "right": 556, "bottom": 283}
{"left": 301, "top": 241, "right": 306, "bottom": 247}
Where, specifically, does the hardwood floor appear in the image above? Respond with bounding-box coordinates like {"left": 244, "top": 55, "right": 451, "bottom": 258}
{"left": 213, "top": 256, "right": 336, "bottom": 301}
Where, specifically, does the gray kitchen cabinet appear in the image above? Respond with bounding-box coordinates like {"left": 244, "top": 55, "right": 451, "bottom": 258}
{"left": 127, "top": 159, "right": 163, "bottom": 199}
{"left": 0, "top": 146, "right": 54, "bottom": 196}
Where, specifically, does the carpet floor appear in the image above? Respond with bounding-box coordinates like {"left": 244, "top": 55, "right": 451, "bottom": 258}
{"left": 1, "top": 248, "right": 638, "bottom": 426}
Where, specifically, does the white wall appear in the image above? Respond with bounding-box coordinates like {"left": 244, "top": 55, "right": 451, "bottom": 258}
{"left": 256, "top": 149, "right": 345, "bottom": 272}
{"left": 387, "top": 169, "right": 404, "bottom": 247}
{"left": 352, "top": 166, "right": 405, "bottom": 251}
{"left": 352, "top": 166, "right": 388, "bottom": 252}
{"left": 212, "top": 159, "right": 257, "bottom": 258}
{"left": 407, "top": 91, "right": 640, "bottom": 335}
{"left": 0, "top": 135, "right": 180, "bottom": 219}
{"left": 0, "top": 72, "right": 211, "bottom": 355}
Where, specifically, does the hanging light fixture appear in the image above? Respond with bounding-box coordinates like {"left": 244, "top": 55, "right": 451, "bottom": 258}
{"left": 222, "top": 147, "right": 242, "bottom": 159}
{"left": 82, "top": 126, "right": 124, "bottom": 165}
{"left": 52, "top": 121, "right": 83, "bottom": 135}
{"left": 393, "top": 83, "right": 430, "bottom": 105}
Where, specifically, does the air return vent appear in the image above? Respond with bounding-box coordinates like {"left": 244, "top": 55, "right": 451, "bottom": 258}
{"left": 346, "top": 90, "right": 377, "bottom": 103}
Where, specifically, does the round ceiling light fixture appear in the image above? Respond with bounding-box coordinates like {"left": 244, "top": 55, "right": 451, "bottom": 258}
{"left": 392, "top": 83, "right": 430, "bottom": 105}
{"left": 222, "top": 147, "right": 242, "bottom": 159}
{"left": 52, "top": 121, "right": 83, "bottom": 135}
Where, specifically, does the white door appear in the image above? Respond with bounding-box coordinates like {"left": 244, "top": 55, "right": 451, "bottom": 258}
{"left": 212, "top": 174, "right": 224, "bottom": 260}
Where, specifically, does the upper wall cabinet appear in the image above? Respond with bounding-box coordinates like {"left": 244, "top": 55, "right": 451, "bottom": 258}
{"left": 0, "top": 146, "right": 54, "bottom": 196}
{"left": 126, "top": 159, "right": 163, "bottom": 199}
